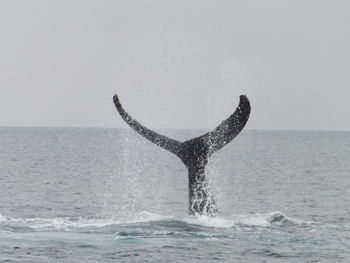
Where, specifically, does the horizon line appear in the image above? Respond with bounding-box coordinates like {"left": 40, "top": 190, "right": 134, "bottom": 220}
{"left": 0, "top": 125, "right": 349, "bottom": 133}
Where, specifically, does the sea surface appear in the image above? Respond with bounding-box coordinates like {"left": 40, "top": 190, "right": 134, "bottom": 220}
{"left": 0, "top": 127, "right": 349, "bottom": 262}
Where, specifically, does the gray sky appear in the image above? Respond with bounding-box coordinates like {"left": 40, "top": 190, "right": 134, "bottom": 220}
{"left": 0, "top": 0, "right": 349, "bottom": 131}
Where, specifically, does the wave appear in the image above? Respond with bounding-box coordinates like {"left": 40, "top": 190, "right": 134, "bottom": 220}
{"left": 0, "top": 214, "right": 121, "bottom": 232}
{"left": 0, "top": 211, "right": 310, "bottom": 233}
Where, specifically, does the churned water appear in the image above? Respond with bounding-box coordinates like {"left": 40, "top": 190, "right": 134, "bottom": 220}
{"left": 0, "top": 127, "right": 349, "bottom": 262}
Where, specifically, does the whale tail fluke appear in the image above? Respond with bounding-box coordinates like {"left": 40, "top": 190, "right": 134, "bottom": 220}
{"left": 113, "top": 93, "right": 251, "bottom": 216}
{"left": 113, "top": 94, "right": 250, "bottom": 158}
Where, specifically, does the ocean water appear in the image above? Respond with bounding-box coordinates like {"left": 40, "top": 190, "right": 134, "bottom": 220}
{"left": 0, "top": 127, "right": 349, "bottom": 262}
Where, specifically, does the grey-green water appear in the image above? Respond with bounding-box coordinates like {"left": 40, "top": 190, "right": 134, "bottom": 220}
{"left": 0, "top": 127, "right": 349, "bottom": 262}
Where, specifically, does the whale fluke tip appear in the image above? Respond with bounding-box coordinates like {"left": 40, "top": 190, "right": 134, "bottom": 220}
{"left": 113, "top": 94, "right": 121, "bottom": 107}
{"left": 239, "top": 95, "right": 250, "bottom": 107}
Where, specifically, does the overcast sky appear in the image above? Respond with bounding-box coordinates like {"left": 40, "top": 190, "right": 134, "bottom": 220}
{"left": 0, "top": 0, "right": 349, "bottom": 131}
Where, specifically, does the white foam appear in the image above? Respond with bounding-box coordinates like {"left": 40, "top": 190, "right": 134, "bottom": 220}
{"left": 0, "top": 214, "right": 121, "bottom": 231}
{"left": 181, "top": 211, "right": 290, "bottom": 228}
{"left": 182, "top": 211, "right": 310, "bottom": 228}
{"left": 0, "top": 213, "right": 8, "bottom": 222}
{"left": 234, "top": 214, "right": 271, "bottom": 227}
{"left": 130, "top": 211, "right": 174, "bottom": 223}
{"left": 26, "top": 217, "right": 121, "bottom": 230}
{"left": 0, "top": 211, "right": 309, "bottom": 232}
{"left": 183, "top": 215, "right": 235, "bottom": 228}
